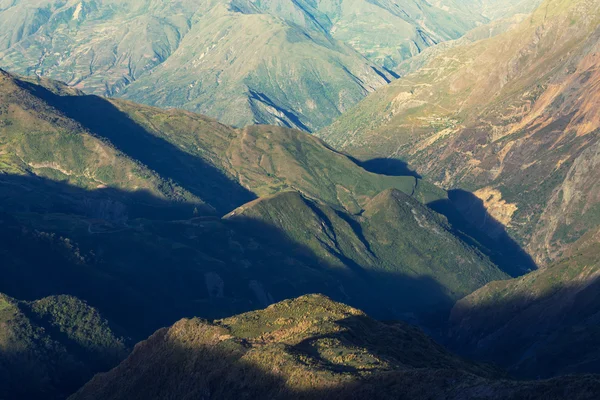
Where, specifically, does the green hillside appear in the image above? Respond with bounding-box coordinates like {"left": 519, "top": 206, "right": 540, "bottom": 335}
{"left": 0, "top": 69, "right": 502, "bottom": 340}
{"left": 0, "top": 68, "right": 443, "bottom": 215}
{"left": 226, "top": 189, "right": 507, "bottom": 322}
{"left": 0, "top": 293, "right": 126, "bottom": 400}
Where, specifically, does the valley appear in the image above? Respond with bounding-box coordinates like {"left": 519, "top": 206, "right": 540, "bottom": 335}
{"left": 1, "top": 0, "right": 600, "bottom": 398}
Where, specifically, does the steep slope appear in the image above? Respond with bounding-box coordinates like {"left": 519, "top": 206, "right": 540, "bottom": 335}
{"left": 0, "top": 68, "right": 216, "bottom": 212}
{"left": 0, "top": 69, "right": 499, "bottom": 341}
{"left": 320, "top": 0, "right": 600, "bottom": 265}
{"left": 70, "top": 295, "right": 600, "bottom": 400}
{"left": 0, "top": 293, "right": 126, "bottom": 400}
{"left": 226, "top": 190, "right": 507, "bottom": 323}
{"left": 1, "top": 68, "right": 442, "bottom": 216}
{"left": 116, "top": 2, "right": 391, "bottom": 131}
{"left": 231, "top": 0, "right": 484, "bottom": 71}
{"left": 0, "top": 0, "right": 526, "bottom": 130}
{"left": 448, "top": 235, "right": 600, "bottom": 378}
{"left": 395, "top": 12, "right": 532, "bottom": 77}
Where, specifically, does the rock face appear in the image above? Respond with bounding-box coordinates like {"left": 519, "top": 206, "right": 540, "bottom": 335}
{"left": 70, "top": 295, "right": 600, "bottom": 400}
{"left": 319, "top": 0, "right": 600, "bottom": 266}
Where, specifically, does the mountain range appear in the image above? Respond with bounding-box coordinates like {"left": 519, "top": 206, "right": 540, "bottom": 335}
{"left": 0, "top": 0, "right": 541, "bottom": 131}
{"left": 0, "top": 68, "right": 519, "bottom": 398}
{"left": 319, "top": 0, "right": 600, "bottom": 266}
{"left": 1, "top": 0, "right": 600, "bottom": 398}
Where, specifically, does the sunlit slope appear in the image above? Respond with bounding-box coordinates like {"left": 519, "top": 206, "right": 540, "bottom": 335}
{"left": 1, "top": 69, "right": 442, "bottom": 216}
{"left": 70, "top": 295, "right": 600, "bottom": 400}
{"left": 0, "top": 0, "right": 535, "bottom": 130}
{"left": 319, "top": 0, "right": 600, "bottom": 264}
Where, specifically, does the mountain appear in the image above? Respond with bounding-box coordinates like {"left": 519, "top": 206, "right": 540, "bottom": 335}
{"left": 319, "top": 0, "right": 600, "bottom": 266}
{"left": 0, "top": 68, "right": 442, "bottom": 215}
{"left": 394, "top": 12, "right": 533, "bottom": 77}
{"left": 0, "top": 69, "right": 507, "bottom": 342}
{"left": 0, "top": 293, "right": 126, "bottom": 400}
{"left": 0, "top": 0, "right": 537, "bottom": 131}
{"left": 448, "top": 233, "right": 600, "bottom": 379}
{"left": 69, "top": 294, "right": 600, "bottom": 400}
{"left": 226, "top": 189, "right": 507, "bottom": 323}
{"left": 433, "top": 0, "right": 544, "bottom": 21}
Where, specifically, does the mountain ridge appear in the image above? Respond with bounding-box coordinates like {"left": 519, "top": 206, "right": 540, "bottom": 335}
{"left": 69, "top": 295, "right": 600, "bottom": 400}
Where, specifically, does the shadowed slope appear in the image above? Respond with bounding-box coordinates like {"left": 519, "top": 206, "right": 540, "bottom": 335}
{"left": 448, "top": 236, "right": 600, "bottom": 378}
{"left": 1, "top": 69, "right": 444, "bottom": 216}
{"left": 0, "top": 293, "right": 127, "bottom": 400}
{"left": 14, "top": 76, "right": 257, "bottom": 214}
{"left": 225, "top": 189, "right": 508, "bottom": 326}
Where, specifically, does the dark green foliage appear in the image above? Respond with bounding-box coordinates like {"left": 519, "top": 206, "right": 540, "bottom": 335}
{"left": 0, "top": 293, "right": 127, "bottom": 400}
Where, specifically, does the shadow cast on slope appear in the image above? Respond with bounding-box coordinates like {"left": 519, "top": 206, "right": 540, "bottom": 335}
{"left": 345, "top": 154, "right": 536, "bottom": 277}
{"left": 225, "top": 213, "right": 456, "bottom": 331}
{"left": 448, "top": 257, "right": 600, "bottom": 379}
{"left": 349, "top": 156, "right": 422, "bottom": 179}
{"left": 0, "top": 301, "right": 128, "bottom": 400}
{"left": 16, "top": 79, "right": 256, "bottom": 214}
{"left": 0, "top": 173, "right": 453, "bottom": 340}
{"left": 429, "top": 189, "right": 537, "bottom": 277}
{"left": 5, "top": 175, "right": 599, "bottom": 398}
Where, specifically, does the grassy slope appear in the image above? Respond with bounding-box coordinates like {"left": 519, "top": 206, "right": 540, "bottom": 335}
{"left": 226, "top": 189, "right": 507, "bottom": 321}
{"left": 1, "top": 68, "right": 443, "bottom": 215}
{"left": 0, "top": 68, "right": 207, "bottom": 209}
{"left": 70, "top": 294, "right": 600, "bottom": 400}
{"left": 0, "top": 293, "right": 126, "bottom": 400}
{"left": 0, "top": 69, "right": 485, "bottom": 340}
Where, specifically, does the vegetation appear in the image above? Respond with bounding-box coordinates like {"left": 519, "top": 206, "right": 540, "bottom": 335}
{"left": 318, "top": 0, "right": 600, "bottom": 267}
{"left": 0, "top": 0, "right": 539, "bottom": 131}
{"left": 226, "top": 189, "right": 507, "bottom": 324}
{"left": 0, "top": 293, "right": 126, "bottom": 400}
{"left": 0, "top": 69, "right": 501, "bottom": 341}
{"left": 70, "top": 295, "right": 600, "bottom": 400}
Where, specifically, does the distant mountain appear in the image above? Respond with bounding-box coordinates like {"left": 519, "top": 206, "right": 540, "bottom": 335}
{"left": 319, "top": 0, "right": 600, "bottom": 266}
{"left": 433, "top": 0, "right": 544, "bottom": 21}
{"left": 0, "top": 0, "right": 538, "bottom": 131}
{"left": 69, "top": 294, "right": 600, "bottom": 400}
{"left": 448, "top": 234, "right": 600, "bottom": 379}
{"left": 0, "top": 293, "right": 126, "bottom": 400}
